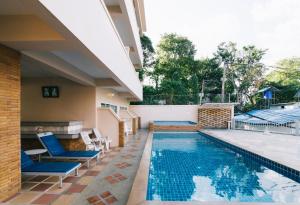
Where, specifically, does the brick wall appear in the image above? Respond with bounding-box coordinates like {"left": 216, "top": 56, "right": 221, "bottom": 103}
{"left": 119, "top": 121, "right": 125, "bottom": 147}
{"left": 0, "top": 45, "right": 21, "bottom": 201}
{"left": 132, "top": 117, "right": 138, "bottom": 135}
{"left": 198, "top": 104, "right": 233, "bottom": 129}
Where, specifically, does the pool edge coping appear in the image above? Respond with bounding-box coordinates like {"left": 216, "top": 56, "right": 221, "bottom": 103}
{"left": 126, "top": 131, "right": 153, "bottom": 205}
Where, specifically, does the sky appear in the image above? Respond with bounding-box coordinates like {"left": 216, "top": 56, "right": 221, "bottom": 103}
{"left": 144, "top": 0, "right": 300, "bottom": 66}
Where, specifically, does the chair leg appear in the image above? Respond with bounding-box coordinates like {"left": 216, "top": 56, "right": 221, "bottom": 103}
{"left": 87, "top": 160, "right": 90, "bottom": 168}
{"left": 59, "top": 176, "right": 63, "bottom": 188}
{"left": 106, "top": 142, "right": 110, "bottom": 151}
{"left": 75, "top": 168, "right": 79, "bottom": 176}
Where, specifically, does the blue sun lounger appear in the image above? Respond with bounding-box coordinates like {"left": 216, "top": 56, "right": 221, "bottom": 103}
{"left": 37, "top": 132, "right": 100, "bottom": 168}
{"left": 21, "top": 150, "right": 80, "bottom": 188}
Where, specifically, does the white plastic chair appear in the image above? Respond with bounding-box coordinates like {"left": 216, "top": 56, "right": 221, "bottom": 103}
{"left": 80, "top": 131, "right": 103, "bottom": 151}
{"left": 124, "top": 123, "right": 132, "bottom": 137}
{"left": 92, "top": 128, "right": 112, "bottom": 152}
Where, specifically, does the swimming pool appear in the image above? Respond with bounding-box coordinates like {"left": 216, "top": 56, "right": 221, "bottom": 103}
{"left": 147, "top": 132, "right": 300, "bottom": 202}
{"left": 153, "top": 121, "right": 197, "bottom": 126}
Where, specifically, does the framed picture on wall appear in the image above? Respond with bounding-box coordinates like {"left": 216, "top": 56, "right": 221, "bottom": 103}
{"left": 42, "top": 86, "right": 59, "bottom": 98}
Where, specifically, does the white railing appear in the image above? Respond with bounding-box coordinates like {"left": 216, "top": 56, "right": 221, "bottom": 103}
{"left": 229, "top": 120, "right": 300, "bottom": 136}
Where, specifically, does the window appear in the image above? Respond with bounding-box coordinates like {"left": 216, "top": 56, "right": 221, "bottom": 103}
{"left": 101, "top": 103, "right": 118, "bottom": 114}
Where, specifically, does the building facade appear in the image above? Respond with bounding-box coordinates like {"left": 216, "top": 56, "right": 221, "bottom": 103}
{"left": 0, "top": 0, "right": 146, "bottom": 201}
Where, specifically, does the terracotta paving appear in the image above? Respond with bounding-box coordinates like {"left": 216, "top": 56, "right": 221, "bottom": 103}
{"left": 31, "top": 194, "right": 59, "bottom": 204}
{"left": 66, "top": 184, "right": 87, "bottom": 194}
{"left": 114, "top": 162, "right": 132, "bottom": 169}
{"left": 3, "top": 130, "right": 148, "bottom": 205}
{"left": 120, "top": 154, "right": 135, "bottom": 159}
{"left": 87, "top": 191, "right": 118, "bottom": 205}
{"left": 30, "top": 183, "right": 54, "bottom": 192}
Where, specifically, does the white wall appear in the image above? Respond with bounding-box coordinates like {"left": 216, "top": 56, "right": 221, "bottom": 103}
{"left": 96, "top": 87, "right": 129, "bottom": 110}
{"left": 97, "top": 108, "right": 120, "bottom": 147}
{"left": 129, "top": 105, "right": 199, "bottom": 128}
{"left": 39, "top": 0, "right": 143, "bottom": 100}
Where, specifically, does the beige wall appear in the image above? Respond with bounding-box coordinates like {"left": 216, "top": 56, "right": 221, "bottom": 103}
{"left": 96, "top": 108, "right": 120, "bottom": 147}
{"left": 21, "top": 77, "right": 96, "bottom": 128}
{"left": 119, "top": 110, "right": 134, "bottom": 130}
{"left": 129, "top": 105, "right": 200, "bottom": 128}
{"left": 96, "top": 87, "right": 129, "bottom": 111}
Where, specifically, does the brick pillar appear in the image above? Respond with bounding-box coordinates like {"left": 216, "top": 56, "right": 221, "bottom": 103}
{"left": 138, "top": 117, "right": 141, "bottom": 129}
{"left": 119, "top": 121, "right": 125, "bottom": 147}
{"left": 132, "top": 118, "right": 137, "bottom": 135}
{"left": 149, "top": 122, "right": 154, "bottom": 132}
{"left": 198, "top": 104, "right": 233, "bottom": 129}
{"left": 0, "top": 45, "right": 21, "bottom": 201}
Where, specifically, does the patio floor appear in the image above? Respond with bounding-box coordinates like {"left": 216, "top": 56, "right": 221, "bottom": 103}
{"left": 3, "top": 129, "right": 149, "bottom": 205}
{"left": 202, "top": 129, "right": 300, "bottom": 172}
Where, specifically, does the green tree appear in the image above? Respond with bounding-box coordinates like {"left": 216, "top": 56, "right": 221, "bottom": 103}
{"left": 139, "top": 35, "right": 155, "bottom": 81}
{"left": 214, "top": 42, "right": 266, "bottom": 105}
{"left": 266, "top": 58, "right": 300, "bottom": 86}
{"left": 263, "top": 57, "right": 300, "bottom": 103}
{"left": 195, "top": 58, "right": 223, "bottom": 94}
{"left": 154, "top": 33, "right": 197, "bottom": 104}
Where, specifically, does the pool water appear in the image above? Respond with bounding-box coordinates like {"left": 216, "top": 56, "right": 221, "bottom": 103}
{"left": 147, "top": 132, "right": 300, "bottom": 202}
{"left": 154, "top": 121, "right": 197, "bottom": 126}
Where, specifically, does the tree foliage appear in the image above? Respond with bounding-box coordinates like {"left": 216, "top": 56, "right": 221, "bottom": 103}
{"left": 214, "top": 42, "right": 266, "bottom": 105}
{"left": 152, "top": 33, "right": 198, "bottom": 104}
{"left": 134, "top": 34, "right": 298, "bottom": 108}
{"left": 262, "top": 58, "right": 300, "bottom": 103}
{"left": 139, "top": 35, "right": 155, "bottom": 81}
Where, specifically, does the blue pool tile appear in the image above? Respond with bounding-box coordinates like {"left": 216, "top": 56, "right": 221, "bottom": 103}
{"left": 147, "top": 132, "right": 300, "bottom": 203}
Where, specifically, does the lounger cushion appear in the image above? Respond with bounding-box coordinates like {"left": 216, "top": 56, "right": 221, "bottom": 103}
{"left": 21, "top": 150, "right": 34, "bottom": 169}
{"left": 55, "top": 151, "right": 99, "bottom": 158}
{"left": 22, "top": 162, "right": 80, "bottom": 173}
{"left": 40, "top": 134, "right": 65, "bottom": 156}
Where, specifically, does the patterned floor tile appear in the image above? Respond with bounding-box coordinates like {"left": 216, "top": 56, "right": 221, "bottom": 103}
{"left": 29, "top": 176, "right": 49, "bottom": 182}
{"left": 107, "top": 178, "right": 119, "bottom": 184}
{"left": 105, "top": 196, "right": 118, "bottom": 204}
{"left": 51, "top": 194, "right": 79, "bottom": 205}
{"left": 63, "top": 176, "right": 78, "bottom": 183}
{"left": 104, "top": 173, "right": 127, "bottom": 184}
{"left": 47, "top": 182, "right": 72, "bottom": 194}
{"left": 21, "top": 175, "right": 33, "bottom": 182}
{"left": 8, "top": 192, "right": 40, "bottom": 204}
{"left": 6, "top": 130, "right": 147, "bottom": 205}
{"left": 2, "top": 193, "right": 20, "bottom": 203}
{"left": 85, "top": 170, "right": 101, "bottom": 176}
{"left": 21, "top": 182, "right": 38, "bottom": 191}
{"left": 44, "top": 176, "right": 59, "bottom": 183}
{"left": 121, "top": 154, "right": 135, "bottom": 159}
{"left": 91, "top": 165, "right": 104, "bottom": 171}
{"left": 87, "top": 191, "right": 118, "bottom": 205}
{"left": 93, "top": 201, "right": 105, "bottom": 205}
{"left": 31, "top": 194, "right": 58, "bottom": 205}
{"left": 100, "top": 191, "right": 111, "bottom": 198}
{"left": 66, "top": 184, "right": 87, "bottom": 193}
{"left": 117, "top": 175, "right": 127, "bottom": 181}
{"left": 114, "top": 162, "right": 132, "bottom": 169}
{"left": 77, "top": 176, "right": 94, "bottom": 185}
{"left": 30, "top": 183, "right": 54, "bottom": 192}
{"left": 87, "top": 195, "right": 101, "bottom": 204}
